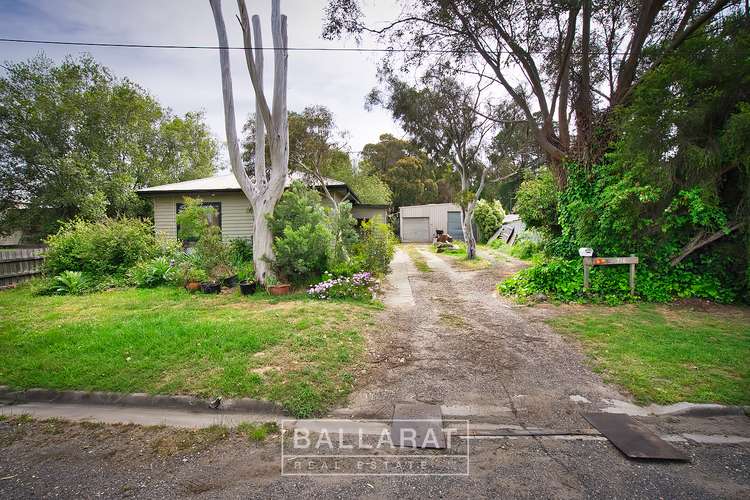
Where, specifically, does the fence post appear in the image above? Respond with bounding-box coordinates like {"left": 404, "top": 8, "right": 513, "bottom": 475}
{"left": 629, "top": 254, "right": 636, "bottom": 295}
{"left": 583, "top": 257, "right": 591, "bottom": 291}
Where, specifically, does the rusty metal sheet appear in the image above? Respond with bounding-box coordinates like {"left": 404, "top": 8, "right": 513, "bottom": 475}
{"left": 583, "top": 412, "right": 689, "bottom": 461}
{"left": 392, "top": 403, "right": 446, "bottom": 449}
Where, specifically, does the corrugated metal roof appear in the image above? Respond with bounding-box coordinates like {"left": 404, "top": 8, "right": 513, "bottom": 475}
{"left": 137, "top": 171, "right": 346, "bottom": 194}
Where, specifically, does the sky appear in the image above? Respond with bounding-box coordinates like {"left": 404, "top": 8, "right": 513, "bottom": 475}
{"left": 0, "top": 0, "right": 405, "bottom": 170}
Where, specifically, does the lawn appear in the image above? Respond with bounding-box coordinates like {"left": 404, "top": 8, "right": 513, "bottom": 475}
{"left": 550, "top": 304, "right": 750, "bottom": 405}
{"left": 0, "top": 286, "right": 379, "bottom": 417}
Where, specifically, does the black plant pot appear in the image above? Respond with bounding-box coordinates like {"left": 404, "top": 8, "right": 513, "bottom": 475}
{"left": 222, "top": 274, "right": 238, "bottom": 288}
{"left": 239, "top": 280, "right": 257, "bottom": 296}
{"left": 200, "top": 281, "right": 221, "bottom": 294}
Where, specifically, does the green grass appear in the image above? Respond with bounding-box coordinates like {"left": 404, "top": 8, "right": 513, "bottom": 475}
{"left": 236, "top": 421, "right": 278, "bottom": 441}
{"left": 434, "top": 242, "right": 491, "bottom": 270}
{"left": 403, "top": 245, "right": 432, "bottom": 272}
{"left": 0, "top": 286, "right": 377, "bottom": 417}
{"left": 550, "top": 304, "right": 750, "bottom": 405}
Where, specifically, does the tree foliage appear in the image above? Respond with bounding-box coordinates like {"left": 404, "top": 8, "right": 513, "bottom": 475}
{"left": 323, "top": 0, "right": 741, "bottom": 183}
{"left": 473, "top": 199, "right": 506, "bottom": 243}
{"left": 505, "top": 16, "right": 750, "bottom": 302}
{"left": 242, "top": 106, "right": 392, "bottom": 205}
{"left": 361, "top": 133, "right": 453, "bottom": 207}
{"left": 0, "top": 54, "right": 219, "bottom": 240}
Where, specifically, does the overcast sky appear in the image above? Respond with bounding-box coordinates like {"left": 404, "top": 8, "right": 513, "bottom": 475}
{"left": 0, "top": 0, "right": 405, "bottom": 170}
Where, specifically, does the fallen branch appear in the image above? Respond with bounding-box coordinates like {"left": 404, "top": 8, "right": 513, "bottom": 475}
{"left": 669, "top": 221, "right": 744, "bottom": 266}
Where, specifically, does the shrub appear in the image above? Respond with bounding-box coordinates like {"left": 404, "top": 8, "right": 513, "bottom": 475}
{"left": 513, "top": 170, "right": 559, "bottom": 234}
{"left": 128, "top": 256, "right": 175, "bottom": 288}
{"left": 308, "top": 271, "right": 379, "bottom": 300}
{"left": 44, "top": 217, "right": 165, "bottom": 278}
{"left": 273, "top": 223, "right": 332, "bottom": 285}
{"left": 228, "top": 238, "right": 253, "bottom": 266}
{"left": 176, "top": 197, "right": 214, "bottom": 241}
{"left": 498, "top": 257, "right": 738, "bottom": 304}
{"left": 175, "top": 261, "right": 209, "bottom": 285}
{"left": 267, "top": 181, "right": 332, "bottom": 284}
{"left": 236, "top": 263, "right": 255, "bottom": 283}
{"left": 356, "top": 220, "right": 396, "bottom": 275}
{"left": 327, "top": 202, "right": 359, "bottom": 267}
{"left": 54, "top": 271, "right": 90, "bottom": 295}
{"left": 176, "top": 197, "right": 233, "bottom": 280}
{"left": 473, "top": 199, "right": 505, "bottom": 242}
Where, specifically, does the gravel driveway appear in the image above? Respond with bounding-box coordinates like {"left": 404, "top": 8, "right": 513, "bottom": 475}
{"left": 341, "top": 245, "right": 625, "bottom": 430}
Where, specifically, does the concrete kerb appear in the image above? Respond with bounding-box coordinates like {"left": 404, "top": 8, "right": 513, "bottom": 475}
{"left": 0, "top": 386, "right": 285, "bottom": 415}
{"left": 599, "top": 398, "right": 750, "bottom": 418}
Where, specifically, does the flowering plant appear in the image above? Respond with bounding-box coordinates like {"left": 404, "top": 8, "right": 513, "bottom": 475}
{"left": 307, "top": 271, "right": 379, "bottom": 300}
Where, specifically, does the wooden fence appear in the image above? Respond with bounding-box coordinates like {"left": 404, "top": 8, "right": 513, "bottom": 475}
{"left": 0, "top": 247, "right": 46, "bottom": 288}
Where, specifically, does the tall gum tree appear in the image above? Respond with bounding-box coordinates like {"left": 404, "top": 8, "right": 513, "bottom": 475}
{"left": 373, "top": 72, "right": 515, "bottom": 259}
{"left": 322, "top": 0, "right": 737, "bottom": 187}
{"left": 209, "top": 0, "right": 289, "bottom": 283}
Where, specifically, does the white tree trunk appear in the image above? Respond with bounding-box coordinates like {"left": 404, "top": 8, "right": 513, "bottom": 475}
{"left": 462, "top": 200, "right": 477, "bottom": 260}
{"left": 210, "top": 0, "right": 288, "bottom": 284}
{"left": 252, "top": 197, "right": 275, "bottom": 282}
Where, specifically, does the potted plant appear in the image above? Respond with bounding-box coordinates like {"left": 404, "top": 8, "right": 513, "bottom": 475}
{"left": 181, "top": 266, "right": 208, "bottom": 293}
{"left": 265, "top": 275, "right": 291, "bottom": 296}
{"left": 237, "top": 266, "right": 257, "bottom": 295}
{"left": 213, "top": 264, "right": 237, "bottom": 288}
{"left": 200, "top": 279, "right": 221, "bottom": 294}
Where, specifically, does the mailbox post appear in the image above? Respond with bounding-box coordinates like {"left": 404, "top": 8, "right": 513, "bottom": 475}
{"left": 582, "top": 254, "right": 639, "bottom": 295}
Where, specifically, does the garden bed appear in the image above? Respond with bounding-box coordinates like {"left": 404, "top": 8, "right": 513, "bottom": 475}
{"left": 0, "top": 286, "right": 379, "bottom": 417}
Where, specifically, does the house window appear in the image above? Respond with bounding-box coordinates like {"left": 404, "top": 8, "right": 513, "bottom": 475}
{"left": 176, "top": 202, "right": 222, "bottom": 241}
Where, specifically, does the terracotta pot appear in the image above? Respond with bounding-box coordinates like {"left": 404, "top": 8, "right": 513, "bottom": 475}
{"left": 185, "top": 281, "right": 201, "bottom": 293}
{"left": 268, "top": 284, "right": 291, "bottom": 296}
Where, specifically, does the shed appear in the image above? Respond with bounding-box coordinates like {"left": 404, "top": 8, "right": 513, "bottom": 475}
{"left": 399, "top": 203, "right": 464, "bottom": 243}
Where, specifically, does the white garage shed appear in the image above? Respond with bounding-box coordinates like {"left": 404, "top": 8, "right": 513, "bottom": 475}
{"left": 399, "top": 203, "right": 464, "bottom": 242}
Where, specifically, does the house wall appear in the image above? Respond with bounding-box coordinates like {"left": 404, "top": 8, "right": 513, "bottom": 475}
{"left": 399, "top": 203, "right": 462, "bottom": 241}
{"left": 351, "top": 206, "right": 387, "bottom": 223}
{"left": 151, "top": 191, "right": 253, "bottom": 242}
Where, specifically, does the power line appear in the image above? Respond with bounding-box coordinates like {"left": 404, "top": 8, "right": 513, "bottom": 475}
{"left": 0, "top": 37, "right": 473, "bottom": 53}
{"left": 0, "top": 36, "right": 644, "bottom": 56}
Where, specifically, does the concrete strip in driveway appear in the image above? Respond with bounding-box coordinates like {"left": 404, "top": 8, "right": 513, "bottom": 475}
{"left": 382, "top": 248, "right": 415, "bottom": 308}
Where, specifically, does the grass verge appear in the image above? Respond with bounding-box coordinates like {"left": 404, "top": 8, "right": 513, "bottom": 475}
{"left": 0, "top": 286, "right": 378, "bottom": 417}
{"left": 403, "top": 245, "right": 432, "bottom": 272}
{"left": 549, "top": 304, "right": 750, "bottom": 405}
{"left": 434, "top": 242, "right": 491, "bottom": 270}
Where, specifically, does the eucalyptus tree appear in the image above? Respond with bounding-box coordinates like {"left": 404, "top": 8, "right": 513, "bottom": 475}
{"left": 323, "top": 0, "right": 739, "bottom": 186}
{"left": 209, "top": 0, "right": 289, "bottom": 284}
{"left": 0, "top": 54, "right": 218, "bottom": 240}
{"left": 372, "top": 71, "right": 516, "bottom": 258}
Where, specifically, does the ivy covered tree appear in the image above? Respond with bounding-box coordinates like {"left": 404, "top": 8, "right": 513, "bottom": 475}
{"left": 0, "top": 54, "right": 218, "bottom": 241}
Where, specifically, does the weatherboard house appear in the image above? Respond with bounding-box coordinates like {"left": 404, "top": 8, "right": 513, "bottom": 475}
{"left": 138, "top": 172, "right": 388, "bottom": 242}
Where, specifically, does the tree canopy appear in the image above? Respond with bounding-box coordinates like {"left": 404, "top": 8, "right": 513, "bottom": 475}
{"left": 242, "top": 105, "right": 392, "bottom": 205}
{"left": 0, "top": 54, "right": 219, "bottom": 240}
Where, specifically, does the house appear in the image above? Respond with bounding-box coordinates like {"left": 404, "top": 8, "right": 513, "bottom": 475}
{"left": 399, "top": 203, "right": 464, "bottom": 243}
{"left": 137, "top": 172, "right": 388, "bottom": 242}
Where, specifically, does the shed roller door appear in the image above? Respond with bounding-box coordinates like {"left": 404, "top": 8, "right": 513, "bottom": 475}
{"left": 401, "top": 217, "right": 430, "bottom": 242}
{"left": 447, "top": 211, "right": 464, "bottom": 241}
